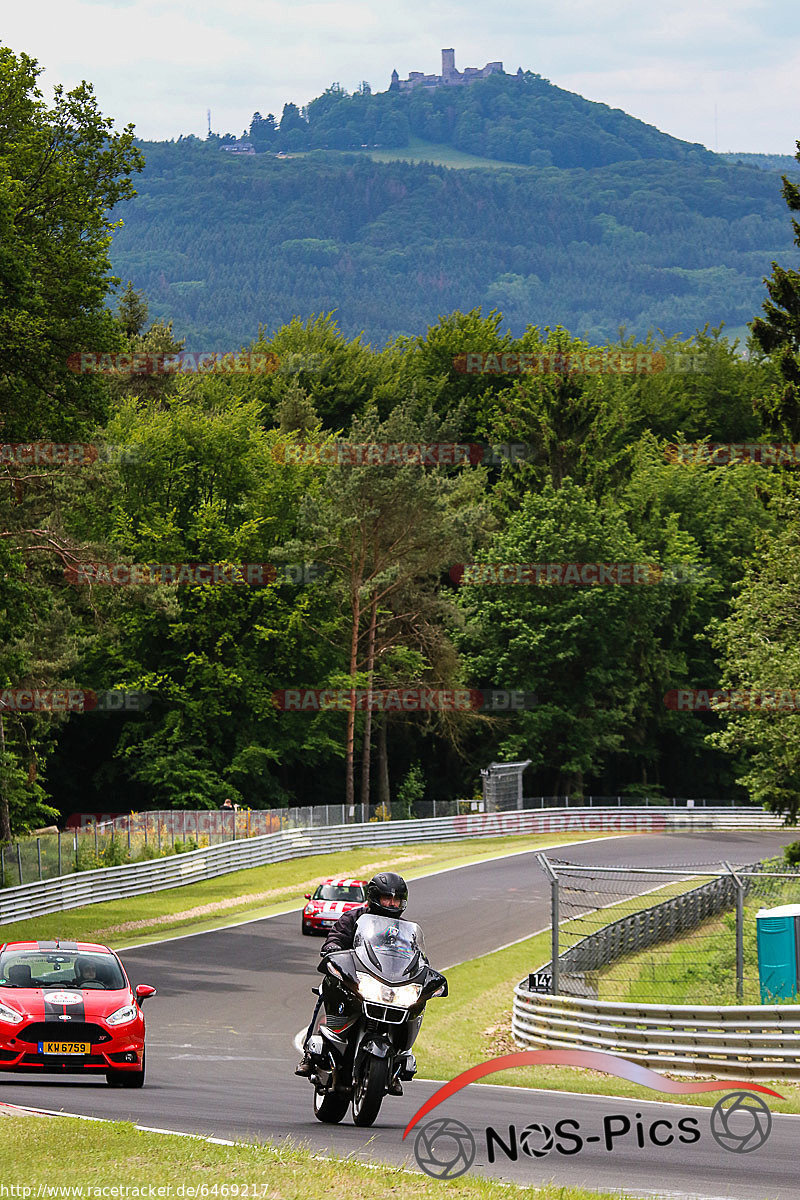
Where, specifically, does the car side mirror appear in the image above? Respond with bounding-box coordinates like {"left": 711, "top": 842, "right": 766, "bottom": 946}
{"left": 304, "top": 894, "right": 311, "bottom": 900}
{"left": 135, "top": 984, "right": 157, "bottom": 1003}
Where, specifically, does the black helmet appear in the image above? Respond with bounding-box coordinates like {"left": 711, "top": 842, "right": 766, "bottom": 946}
{"left": 366, "top": 872, "right": 408, "bottom": 917}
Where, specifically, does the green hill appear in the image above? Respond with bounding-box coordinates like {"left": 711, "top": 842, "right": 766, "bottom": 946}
{"left": 107, "top": 74, "right": 798, "bottom": 347}
{"left": 249, "top": 70, "right": 716, "bottom": 169}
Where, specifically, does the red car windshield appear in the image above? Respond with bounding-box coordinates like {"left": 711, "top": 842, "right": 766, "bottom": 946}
{"left": 0, "top": 950, "right": 126, "bottom": 990}
{"left": 313, "top": 884, "right": 365, "bottom": 902}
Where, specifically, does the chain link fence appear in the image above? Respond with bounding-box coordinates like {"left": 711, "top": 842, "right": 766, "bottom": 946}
{"left": 0, "top": 783, "right": 767, "bottom": 890}
{"left": 3, "top": 801, "right": 479, "bottom": 886}
{"left": 533, "top": 854, "right": 800, "bottom": 1006}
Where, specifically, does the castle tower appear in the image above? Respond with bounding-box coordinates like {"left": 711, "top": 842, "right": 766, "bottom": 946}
{"left": 441, "top": 48, "right": 457, "bottom": 81}
{"left": 390, "top": 68, "right": 399, "bottom": 91}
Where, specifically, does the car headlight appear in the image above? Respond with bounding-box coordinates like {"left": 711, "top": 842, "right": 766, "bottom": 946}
{"left": 356, "top": 973, "right": 422, "bottom": 1008}
{"left": 106, "top": 1004, "right": 137, "bottom": 1026}
{"left": 0, "top": 1001, "right": 23, "bottom": 1025}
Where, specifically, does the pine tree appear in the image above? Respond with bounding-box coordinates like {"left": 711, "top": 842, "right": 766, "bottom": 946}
{"left": 751, "top": 141, "right": 800, "bottom": 437}
{"left": 117, "top": 281, "right": 150, "bottom": 338}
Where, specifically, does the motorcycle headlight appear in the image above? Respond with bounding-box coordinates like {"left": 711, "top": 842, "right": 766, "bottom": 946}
{"left": 106, "top": 1004, "right": 137, "bottom": 1026}
{"left": 356, "top": 973, "right": 421, "bottom": 1008}
{"left": 0, "top": 1001, "right": 23, "bottom": 1025}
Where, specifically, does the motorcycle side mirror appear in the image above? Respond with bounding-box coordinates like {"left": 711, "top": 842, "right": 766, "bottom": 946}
{"left": 424, "top": 970, "right": 448, "bottom": 998}
{"left": 318, "top": 950, "right": 354, "bottom": 979}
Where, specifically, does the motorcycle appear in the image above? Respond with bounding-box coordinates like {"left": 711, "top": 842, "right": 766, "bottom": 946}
{"left": 304, "top": 913, "right": 448, "bottom": 1127}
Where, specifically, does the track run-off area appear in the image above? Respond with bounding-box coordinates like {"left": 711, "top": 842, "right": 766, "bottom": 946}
{"left": 3, "top": 829, "right": 799, "bottom": 1200}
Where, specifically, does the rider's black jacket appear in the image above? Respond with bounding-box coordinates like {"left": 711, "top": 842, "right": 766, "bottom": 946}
{"left": 321, "top": 904, "right": 368, "bottom": 956}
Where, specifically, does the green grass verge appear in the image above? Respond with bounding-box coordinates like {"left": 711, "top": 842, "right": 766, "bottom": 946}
{"left": 0, "top": 1114, "right": 651, "bottom": 1198}
{"left": 601, "top": 874, "right": 800, "bottom": 1006}
{"left": 415, "top": 881, "right": 800, "bottom": 1114}
{"left": 0, "top": 831, "right": 619, "bottom": 948}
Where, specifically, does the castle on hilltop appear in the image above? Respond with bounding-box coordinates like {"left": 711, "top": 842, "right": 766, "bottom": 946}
{"left": 390, "top": 48, "right": 504, "bottom": 92}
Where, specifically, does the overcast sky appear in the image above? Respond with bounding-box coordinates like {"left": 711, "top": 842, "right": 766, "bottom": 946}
{"left": 4, "top": 0, "right": 799, "bottom": 153}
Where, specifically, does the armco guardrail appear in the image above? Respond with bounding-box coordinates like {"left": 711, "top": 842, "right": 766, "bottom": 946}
{"left": 512, "top": 988, "right": 800, "bottom": 1080}
{"left": 0, "top": 806, "right": 782, "bottom": 924}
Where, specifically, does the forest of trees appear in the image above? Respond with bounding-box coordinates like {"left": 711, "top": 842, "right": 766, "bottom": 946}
{"left": 108, "top": 137, "right": 796, "bottom": 349}
{"left": 4, "top": 45, "right": 800, "bottom": 835}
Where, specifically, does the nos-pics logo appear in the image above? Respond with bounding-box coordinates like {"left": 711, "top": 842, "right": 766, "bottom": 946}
{"left": 403, "top": 1050, "right": 780, "bottom": 1180}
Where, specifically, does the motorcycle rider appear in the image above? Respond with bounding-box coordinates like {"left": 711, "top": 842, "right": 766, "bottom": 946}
{"left": 295, "top": 871, "right": 409, "bottom": 1082}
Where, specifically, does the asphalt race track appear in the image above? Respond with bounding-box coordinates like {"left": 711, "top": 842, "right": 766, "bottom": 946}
{"left": 4, "top": 830, "right": 800, "bottom": 1200}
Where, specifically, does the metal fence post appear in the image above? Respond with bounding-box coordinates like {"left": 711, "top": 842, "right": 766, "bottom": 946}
{"left": 17, "top": 844, "right": 23, "bottom": 885}
{"left": 127, "top": 816, "right": 131, "bottom": 853}
{"left": 94, "top": 822, "right": 98, "bottom": 857}
{"left": 58, "top": 830, "right": 62, "bottom": 877}
{"left": 74, "top": 828, "right": 78, "bottom": 869}
{"left": 37, "top": 838, "right": 42, "bottom": 881}
{"left": 724, "top": 861, "right": 745, "bottom": 1002}
{"left": 537, "top": 853, "right": 559, "bottom": 996}
{"left": 1, "top": 846, "right": 4, "bottom": 887}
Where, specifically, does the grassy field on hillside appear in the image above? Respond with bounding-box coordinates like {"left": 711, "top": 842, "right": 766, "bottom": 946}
{"left": 288, "top": 135, "right": 531, "bottom": 169}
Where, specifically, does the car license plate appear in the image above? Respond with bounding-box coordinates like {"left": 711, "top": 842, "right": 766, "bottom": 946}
{"left": 38, "top": 1041, "right": 90, "bottom": 1055}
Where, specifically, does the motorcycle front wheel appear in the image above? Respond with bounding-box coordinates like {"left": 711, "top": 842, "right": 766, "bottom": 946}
{"left": 313, "top": 1086, "right": 350, "bottom": 1123}
{"left": 351, "top": 1054, "right": 387, "bottom": 1127}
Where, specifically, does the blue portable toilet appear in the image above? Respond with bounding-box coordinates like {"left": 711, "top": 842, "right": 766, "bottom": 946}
{"left": 756, "top": 904, "right": 800, "bottom": 1002}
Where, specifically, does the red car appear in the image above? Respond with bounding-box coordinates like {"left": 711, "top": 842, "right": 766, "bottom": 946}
{"left": 0, "top": 939, "right": 156, "bottom": 1087}
{"left": 301, "top": 877, "right": 367, "bottom": 935}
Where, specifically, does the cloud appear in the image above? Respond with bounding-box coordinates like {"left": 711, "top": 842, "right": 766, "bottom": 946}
{"left": 3, "top": 0, "right": 799, "bottom": 150}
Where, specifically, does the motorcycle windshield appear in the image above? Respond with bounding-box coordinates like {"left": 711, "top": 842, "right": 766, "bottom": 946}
{"left": 352, "top": 914, "right": 426, "bottom": 983}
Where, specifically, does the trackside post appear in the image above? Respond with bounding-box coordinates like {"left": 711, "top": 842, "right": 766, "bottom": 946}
{"left": 537, "top": 852, "right": 560, "bottom": 995}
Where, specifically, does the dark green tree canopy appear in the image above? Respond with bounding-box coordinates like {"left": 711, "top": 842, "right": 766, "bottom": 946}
{"left": 0, "top": 46, "right": 143, "bottom": 441}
